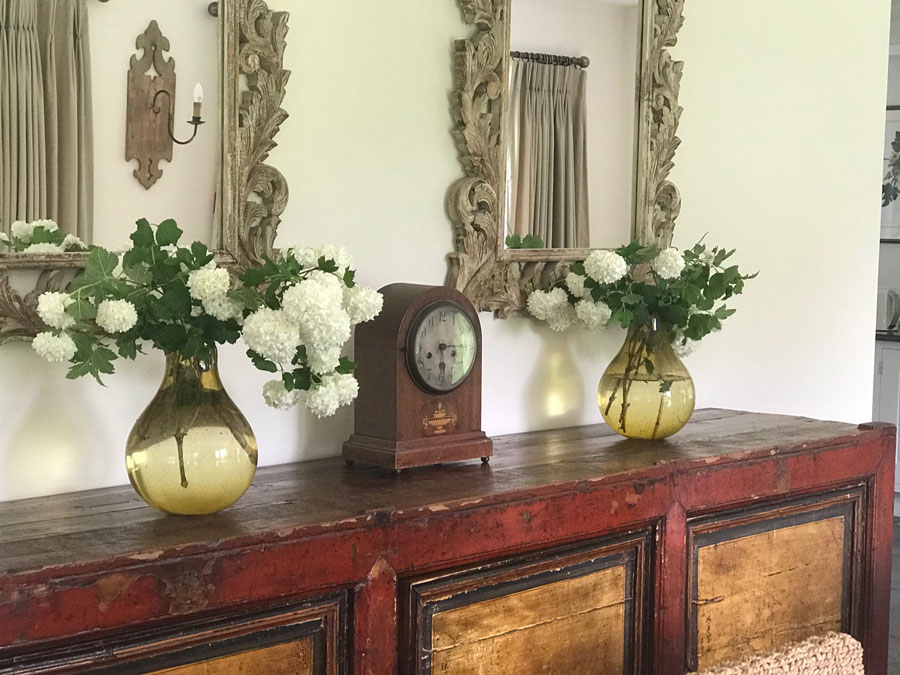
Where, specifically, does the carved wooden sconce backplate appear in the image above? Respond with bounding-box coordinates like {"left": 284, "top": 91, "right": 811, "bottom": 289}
{"left": 126, "top": 20, "right": 176, "bottom": 190}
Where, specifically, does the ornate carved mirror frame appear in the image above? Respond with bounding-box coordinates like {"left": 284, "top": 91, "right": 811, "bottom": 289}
{"left": 0, "top": 0, "right": 290, "bottom": 343}
{"left": 447, "top": 0, "right": 685, "bottom": 317}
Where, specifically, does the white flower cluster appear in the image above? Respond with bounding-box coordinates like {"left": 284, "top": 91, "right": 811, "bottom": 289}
{"left": 11, "top": 219, "right": 57, "bottom": 244}
{"left": 584, "top": 250, "right": 627, "bottom": 285}
{"left": 37, "top": 292, "right": 75, "bottom": 330}
{"left": 262, "top": 380, "right": 302, "bottom": 410}
{"left": 285, "top": 243, "right": 353, "bottom": 274}
{"left": 32, "top": 332, "right": 76, "bottom": 363}
{"left": 300, "top": 373, "right": 359, "bottom": 418}
{"left": 6, "top": 220, "right": 84, "bottom": 253}
{"left": 96, "top": 299, "right": 138, "bottom": 334}
{"left": 528, "top": 287, "right": 612, "bottom": 333}
{"left": 564, "top": 272, "right": 587, "bottom": 298}
{"left": 651, "top": 248, "right": 686, "bottom": 280}
{"left": 187, "top": 264, "right": 242, "bottom": 322}
{"left": 243, "top": 307, "right": 302, "bottom": 364}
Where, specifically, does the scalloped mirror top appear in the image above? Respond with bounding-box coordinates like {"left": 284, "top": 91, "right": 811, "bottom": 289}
{"left": 504, "top": 0, "right": 642, "bottom": 251}
{"left": 0, "top": 0, "right": 222, "bottom": 256}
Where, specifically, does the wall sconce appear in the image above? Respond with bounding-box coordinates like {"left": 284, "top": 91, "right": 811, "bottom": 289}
{"left": 125, "top": 21, "right": 205, "bottom": 190}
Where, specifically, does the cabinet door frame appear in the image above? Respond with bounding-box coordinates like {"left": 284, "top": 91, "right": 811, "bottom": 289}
{"left": 401, "top": 529, "right": 654, "bottom": 675}
{"left": 684, "top": 486, "right": 867, "bottom": 672}
{"left": 0, "top": 593, "right": 348, "bottom": 675}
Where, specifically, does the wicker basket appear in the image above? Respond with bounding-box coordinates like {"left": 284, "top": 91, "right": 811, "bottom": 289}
{"left": 690, "top": 632, "right": 864, "bottom": 675}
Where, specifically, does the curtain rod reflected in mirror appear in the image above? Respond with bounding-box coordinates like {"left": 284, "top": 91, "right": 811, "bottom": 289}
{"left": 510, "top": 51, "right": 590, "bottom": 70}
{"left": 95, "top": 0, "right": 220, "bottom": 17}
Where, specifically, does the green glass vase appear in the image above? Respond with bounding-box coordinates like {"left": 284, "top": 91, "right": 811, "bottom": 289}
{"left": 597, "top": 320, "right": 695, "bottom": 439}
{"left": 125, "top": 347, "right": 258, "bottom": 515}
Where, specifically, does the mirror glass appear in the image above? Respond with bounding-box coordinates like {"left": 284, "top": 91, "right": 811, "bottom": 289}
{"left": 505, "top": 0, "right": 642, "bottom": 251}
{"left": 0, "top": 0, "right": 221, "bottom": 254}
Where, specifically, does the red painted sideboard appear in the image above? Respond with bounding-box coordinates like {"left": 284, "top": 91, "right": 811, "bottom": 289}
{"left": 0, "top": 409, "right": 893, "bottom": 674}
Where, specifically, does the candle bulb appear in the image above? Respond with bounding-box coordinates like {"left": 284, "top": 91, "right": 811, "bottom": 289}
{"left": 192, "top": 83, "right": 203, "bottom": 119}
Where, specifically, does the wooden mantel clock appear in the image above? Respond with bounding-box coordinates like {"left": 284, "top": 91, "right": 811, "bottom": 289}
{"left": 343, "top": 284, "right": 493, "bottom": 470}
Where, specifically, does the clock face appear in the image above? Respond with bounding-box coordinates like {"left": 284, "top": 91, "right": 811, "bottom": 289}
{"left": 407, "top": 302, "right": 478, "bottom": 393}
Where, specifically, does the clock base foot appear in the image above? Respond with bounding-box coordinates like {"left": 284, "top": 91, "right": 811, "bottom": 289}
{"left": 343, "top": 432, "right": 493, "bottom": 471}
{"left": 481, "top": 457, "right": 491, "bottom": 465}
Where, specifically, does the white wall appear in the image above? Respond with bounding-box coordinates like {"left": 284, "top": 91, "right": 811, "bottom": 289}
{"left": 87, "top": 0, "right": 218, "bottom": 249}
{"left": 669, "top": 0, "right": 888, "bottom": 419}
{"left": 509, "top": 0, "right": 639, "bottom": 249}
{"left": 0, "top": 0, "right": 889, "bottom": 502}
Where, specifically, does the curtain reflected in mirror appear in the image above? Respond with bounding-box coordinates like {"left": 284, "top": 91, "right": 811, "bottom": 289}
{"left": 0, "top": 0, "right": 221, "bottom": 255}
{"left": 0, "top": 0, "right": 93, "bottom": 245}
{"left": 505, "top": 0, "right": 642, "bottom": 251}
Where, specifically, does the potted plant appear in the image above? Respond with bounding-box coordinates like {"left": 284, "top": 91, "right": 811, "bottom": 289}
{"left": 527, "top": 240, "right": 755, "bottom": 439}
{"left": 31, "top": 218, "right": 383, "bottom": 514}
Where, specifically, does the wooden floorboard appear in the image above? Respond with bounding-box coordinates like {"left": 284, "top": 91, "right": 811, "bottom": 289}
{"left": 890, "top": 518, "right": 900, "bottom": 673}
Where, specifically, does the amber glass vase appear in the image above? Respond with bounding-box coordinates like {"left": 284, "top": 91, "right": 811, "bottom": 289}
{"left": 597, "top": 320, "right": 695, "bottom": 439}
{"left": 125, "top": 347, "right": 258, "bottom": 515}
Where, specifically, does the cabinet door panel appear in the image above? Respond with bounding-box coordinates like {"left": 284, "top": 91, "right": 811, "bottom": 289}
{"left": 404, "top": 531, "right": 652, "bottom": 675}
{"left": 686, "top": 489, "right": 864, "bottom": 671}
{"left": 1, "top": 595, "right": 346, "bottom": 675}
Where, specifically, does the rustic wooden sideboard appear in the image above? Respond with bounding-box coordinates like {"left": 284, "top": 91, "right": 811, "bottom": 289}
{"left": 0, "top": 409, "right": 893, "bottom": 674}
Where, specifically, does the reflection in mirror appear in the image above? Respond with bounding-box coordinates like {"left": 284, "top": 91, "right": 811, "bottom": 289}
{"left": 0, "top": 0, "right": 220, "bottom": 254}
{"left": 505, "top": 0, "right": 642, "bottom": 250}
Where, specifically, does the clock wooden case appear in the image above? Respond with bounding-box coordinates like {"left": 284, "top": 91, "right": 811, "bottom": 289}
{"left": 343, "top": 284, "right": 493, "bottom": 470}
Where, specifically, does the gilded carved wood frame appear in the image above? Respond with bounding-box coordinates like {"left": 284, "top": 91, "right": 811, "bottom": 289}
{"left": 447, "top": 0, "right": 685, "bottom": 317}
{"left": 0, "top": 0, "right": 290, "bottom": 343}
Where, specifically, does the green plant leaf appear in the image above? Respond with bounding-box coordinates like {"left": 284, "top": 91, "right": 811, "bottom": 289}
{"left": 240, "top": 268, "right": 268, "bottom": 287}
{"left": 248, "top": 349, "right": 278, "bottom": 373}
{"left": 336, "top": 357, "right": 357, "bottom": 375}
{"left": 160, "top": 284, "right": 192, "bottom": 317}
{"left": 343, "top": 268, "right": 356, "bottom": 288}
{"left": 505, "top": 234, "right": 522, "bottom": 249}
{"left": 130, "top": 219, "right": 155, "bottom": 248}
{"left": 84, "top": 247, "right": 118, "bottom": 280}
{"left": 66, "top": 298, "right": 97, "bottom": 321}
{"left": 155, "top": 219, "right": 183, "bottom": 247}
{"left": 521, "top": 234, "right": 544, "bottom": 249}
{"left": 155, "top": 324, "right": 188, "bottom": 353}
{"left": 123, "top": 262, "right": 153, "bottom": 285}
{"left": 228, "top": 286, "right": 263, "bottom": 312}
{"left": 318, "top": 256, "right": 339, "bottom": 273}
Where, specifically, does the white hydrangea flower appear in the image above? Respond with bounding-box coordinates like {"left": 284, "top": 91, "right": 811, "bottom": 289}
{"left": 10, "top": 221, "right": 34, "bottom": 243}
{"left": 343, "top": 285, "right": 383, "bottom": 324}
{"left": 652, "top": 248, "right": 686, "bottom": 280}
{"left": 287, "top": 246, "right": 319, "bottom": 268}
{"left": 301, "top": 373, "right": 359, "bottom": 418}
{"left": 23, "top": 242, "right": 64, "bottom": 254}
{"left": 262, "top": 380, "right": 302, "bottom": 410}
{"left": 282, "top": 275, "right": 351, "bottom": 352}
{"left": 243, "top": 307, "right": 301, "bottom": 364}
{"left": 187, "top": 266, "right": 230, "bottom": 303}
{"left": 31, "top": 219, "right": 58, "bottom": 232}
{"left": 565, "top": 272, "right": 587, "bottom": 298}
{"left": 0, "top": 232, "right": 10, "bottom": 251}
{"left": 37, "top": 292, "right": 75, "bottom": 330}
{"left": 584, "top": 250, "right": 627, "bottom": 285}
{"left": 61, "top": 234, "right": 86, "bottom": 251}
{"left": 673, "top": 337, "right": 697, "bottom": 359}
{"left": 307, "top": 344, "right": 342, "bottom": 374}
{"left": 203, "top": 296, "right": 243, "bottom": 323}
{"left": 575, "top": 299, "right": 612, "bottom": 330}
{"left": 32, "top": 331, "right": 76, "bottom": 363}
{"left": 527, "top": 287, "right": 570, "bottom": 321}
{"left": 546, "top": 302, "right": 576, "bottom": 332}
{"left": 161, "top": 244, "right": 178, "bottom": 256}
{"left": 96, "top": 299, "right": 138, "bottom": 333}
{"left": 699, "top": 249, "right": 716, "bottom": 266}
{"left": 317, "top": 243, "right": 353, "bottom": 273}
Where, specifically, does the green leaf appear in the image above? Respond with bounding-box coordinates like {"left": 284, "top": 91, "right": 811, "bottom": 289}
{"left": 521, "top": 234, "right": 544, "bottom": 249}
{"left": 240, "top": 268, "right": 268, "bottom": 287}
{"left": 228, "top": 286, "right": 263, "bottom": 312}
{"left": 155, "top": 324, "right": 188, "bottom": 353}
{"left": 707, "top": 273, "right": 726, "bottom": 300}
{"left": 191, "top": 241, "right": 213, "bottom": 265}
{"left": 643, "top": 358, "right": 655, "bottom": 375}
{"left": 84, "top": 247, "right": 118, "bottom": 280}
{"left": 682, "top": 284, "right": 701, "bottom": 305}
{"left": 160, "top": 284, "right": 193, "bottom": 318}
{"left": 343, "top": 268, "right": 356, "bottom": 288}
{"left": 659, "top": 380, "right": 673, "bottom": 394}
{"left": 180, "top": 332, "right": 205, "bottom": 360}
{"left": 318, "top": 256, "right": 339, "bottom": 273}
{"left": 282, "top": 372, "right": 296, "bottom": 391}
{"left": 123, "top": 262, "right": 153, "bottom": 285}
{"left": 248, "top": 349, "right": 278, "bottom": 373}
{"left": 505, "top": 234, "right": 522, "bottom": 249}
{"left": 569, "top": 262, "right": 586, "bottom": 276}
{"left": 116, "top": 335, "right": 140, "bottom": 360}
{"left": 610, "top": 307, "right": 634, "bottom": 327}
{"left": 155, "top": 219, "right": 183, "bottom": 247}
{"left": 130, "top": 219, "right": 155, "bottom": 248}
{"left": 66, "top": 298, "right": 97, "bottom": 321}
{"left": 336, "top": 357, "right": 357, "bottom": 375}
{"left": 292, "top": 367, "right": 313, "bottom": 391}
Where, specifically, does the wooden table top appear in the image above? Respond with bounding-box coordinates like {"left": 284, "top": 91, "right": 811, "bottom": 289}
{"left": 0, "top": 409, "right": 884, "bottom": 578}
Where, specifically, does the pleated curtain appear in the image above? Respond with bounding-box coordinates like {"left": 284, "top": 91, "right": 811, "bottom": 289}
{"left": 0, "top": 0, "right": 92, "bottom": 240}
{"left": 507, "top": 59, "right": 589, "bottom": 249}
